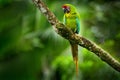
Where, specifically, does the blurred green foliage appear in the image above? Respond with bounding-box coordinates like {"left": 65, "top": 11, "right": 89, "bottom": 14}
{"left": 0, "top": 0, "right": 120, "bottom": 80}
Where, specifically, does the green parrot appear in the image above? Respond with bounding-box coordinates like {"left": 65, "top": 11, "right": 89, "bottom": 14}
{"left": 62, "top": 4, "right": 80, "bottom": 75}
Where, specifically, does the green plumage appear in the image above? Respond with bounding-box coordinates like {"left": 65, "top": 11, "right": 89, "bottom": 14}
{"left": 63, "top": 4, "right": 80, "bottom": 34}
{"left": 62, "top": 4, "right": 80, "bottom": 76}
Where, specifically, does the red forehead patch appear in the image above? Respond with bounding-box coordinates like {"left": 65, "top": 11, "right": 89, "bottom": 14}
{"left": 62, "top": 5, "right": 68, "bottom": 8}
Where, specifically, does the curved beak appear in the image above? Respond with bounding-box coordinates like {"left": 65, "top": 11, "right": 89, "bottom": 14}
{"left": 62, "top": 8, "right": 70, "bottom": 13}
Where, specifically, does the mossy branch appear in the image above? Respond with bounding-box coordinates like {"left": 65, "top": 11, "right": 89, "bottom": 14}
{"left": 32, "top": 0, "right": 120, "bottom": 72}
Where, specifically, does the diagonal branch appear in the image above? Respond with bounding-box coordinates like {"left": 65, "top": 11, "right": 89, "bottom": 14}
{"left": 32, "top": 0, "right": 120, "bottom": 72}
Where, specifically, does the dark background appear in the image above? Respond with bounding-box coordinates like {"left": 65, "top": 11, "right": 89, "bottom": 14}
{"left": 0, "top": 0, "right": 120, "bottom": 80}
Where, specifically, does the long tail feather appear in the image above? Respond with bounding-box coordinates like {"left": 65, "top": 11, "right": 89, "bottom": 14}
{"left": 70, "top": 42, "right": 78, "bottom": 76}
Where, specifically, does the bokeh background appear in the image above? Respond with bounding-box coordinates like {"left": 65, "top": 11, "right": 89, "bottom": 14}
{"left": 0, "top": 0, "right": 120, "bottom": 80}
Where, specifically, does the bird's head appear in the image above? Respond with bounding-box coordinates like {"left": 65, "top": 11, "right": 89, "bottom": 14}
{"left": 62, "top": 4, "right": 70, "bottom": 13}
{"left": 62, "top": 4, "right": 76, "bottom": 14}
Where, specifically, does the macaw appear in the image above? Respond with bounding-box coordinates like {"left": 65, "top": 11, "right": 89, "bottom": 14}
{"left": 62, "top": 4, "right": 80, "bottom": 75}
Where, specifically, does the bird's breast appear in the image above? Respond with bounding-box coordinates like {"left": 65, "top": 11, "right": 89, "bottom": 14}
{"left": 66, "top": 18, "right": 77, "bottom": 32}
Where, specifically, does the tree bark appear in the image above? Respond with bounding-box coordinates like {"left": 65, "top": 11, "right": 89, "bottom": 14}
{"left": 32, "top": 0, "right": 120, "bottom": 72}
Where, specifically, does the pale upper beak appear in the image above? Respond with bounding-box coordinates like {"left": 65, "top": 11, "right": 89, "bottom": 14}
{"left": 62, "top": 8, "right": 70, "bottom": 13}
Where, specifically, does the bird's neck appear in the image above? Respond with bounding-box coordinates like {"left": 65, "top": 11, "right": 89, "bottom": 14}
{"left": 65, "top": 12, "right": 77, "bottom": 18}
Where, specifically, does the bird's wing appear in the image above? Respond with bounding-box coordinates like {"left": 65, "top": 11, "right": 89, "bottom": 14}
{"left": 63, "top": 15, "right": 66, "bottom": 24}
{"left": 75, "top": 16, "right": 80, "bottom": 34}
